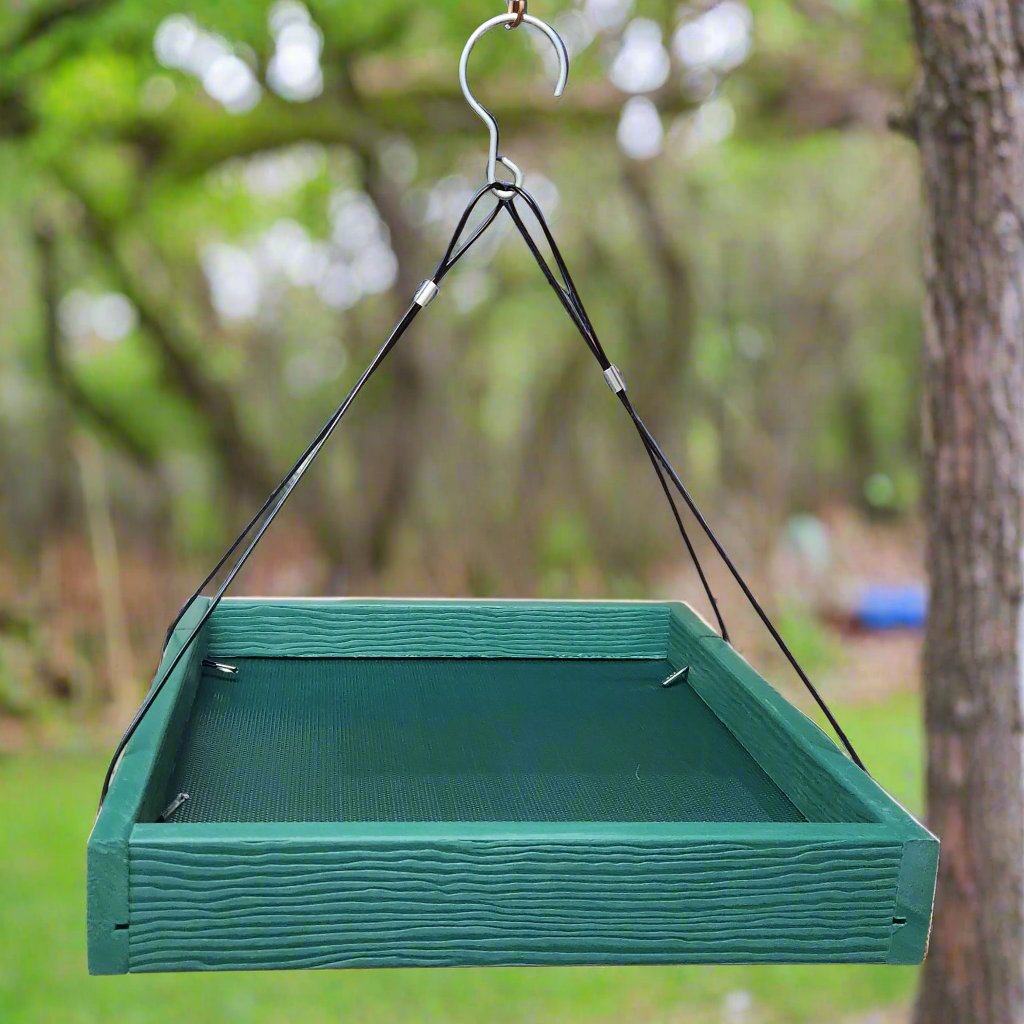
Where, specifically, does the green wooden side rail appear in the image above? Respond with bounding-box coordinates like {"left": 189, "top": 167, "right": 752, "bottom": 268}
{"left": 204, "top": 598, "right": 672, "bottom": 659}
{"left": 87, "top": 598, "right": 211, "bottom": 974}
{"left": 127, "top": 822, "right": 905, "bottom": 970}
{"left": 87, "top": 598, "right": 937, "bottom": 973}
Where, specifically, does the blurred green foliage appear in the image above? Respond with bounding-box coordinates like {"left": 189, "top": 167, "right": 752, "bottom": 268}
{"left": 775, "top": 602, "right": 845, "bottom": 675}
{"left": 0, "top": 0, "right": 923, "bottom": 706}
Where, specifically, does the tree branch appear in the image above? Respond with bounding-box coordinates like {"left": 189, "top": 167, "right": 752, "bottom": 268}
{"left": 62, "top": 176, "right": 360, "bottom": 574}
{"left": 1, "top": 0, "right": 112, "bottom": 58}
{"left": 32, "top": 211, "right": 157, "bottom": 471}
{"left": 63, "top": 181, "right": 284, "bottom": 499}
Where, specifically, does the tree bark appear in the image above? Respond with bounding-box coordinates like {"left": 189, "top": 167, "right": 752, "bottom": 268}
{"left": 909, "top": 3, "right": 1024, "bottom": 1023}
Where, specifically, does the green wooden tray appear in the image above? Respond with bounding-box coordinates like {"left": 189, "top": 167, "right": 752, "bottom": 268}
{"left": 87, "top": 598, "right": 937, "bottom": 973}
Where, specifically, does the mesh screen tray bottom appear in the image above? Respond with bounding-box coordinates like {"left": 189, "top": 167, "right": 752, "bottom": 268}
{"left": 166, "top": 657, "right": 802, "bottom": 825}
{"left": 88, "top": 599, "right": 937, "bottom": 973}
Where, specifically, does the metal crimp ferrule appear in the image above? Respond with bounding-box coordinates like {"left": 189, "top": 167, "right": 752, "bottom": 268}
{"left": 603, "top": 364, "right": 627, "bottom": 394}
{"left": 413, "top": 280, "right": 439, "bottom": 307}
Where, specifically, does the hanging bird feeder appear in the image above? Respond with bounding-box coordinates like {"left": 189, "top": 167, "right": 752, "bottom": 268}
{"left": 87, "top": 2, "right": 937, "bottom": 975}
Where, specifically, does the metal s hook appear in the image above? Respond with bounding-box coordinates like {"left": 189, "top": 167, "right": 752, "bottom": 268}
{"left": 458, "top": 10, "right": 569, "bottom": 199}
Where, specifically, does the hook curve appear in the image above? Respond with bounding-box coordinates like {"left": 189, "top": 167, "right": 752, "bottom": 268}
{"left": 458, "top": 12, "right": 569, "bottom": 197}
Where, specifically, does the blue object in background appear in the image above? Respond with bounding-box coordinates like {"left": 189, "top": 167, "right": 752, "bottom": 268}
{"left": 854, "top": 584, "right": 928, "bottom": 631}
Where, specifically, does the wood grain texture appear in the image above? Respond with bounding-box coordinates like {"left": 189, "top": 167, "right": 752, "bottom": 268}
{"left": 127, "top": 825, "right": 905, "bottom": 971}
{"left": 86, "top": 599, "right": 938, "bottom": 973}
{"left": 667, "top": 600, "right": 718, "bottom": 666}
{"left": 86, "top": 598, "right": 211, "bottom": 975}
{"left": 207, "top": 599, "right": 672, "bottom": 659}
{"left": 668, "top": 604, "right": 933, "bottom": 833}
{"left": 667, "top": 604, "right": 938, "bottom": 961}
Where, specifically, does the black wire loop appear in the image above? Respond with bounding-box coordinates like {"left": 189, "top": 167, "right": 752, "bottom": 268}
{"left": 99, "top": 178, "right": 865, "bottom": 809}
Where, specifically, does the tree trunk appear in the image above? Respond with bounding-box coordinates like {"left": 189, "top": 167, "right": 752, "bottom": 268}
{"left": 909, "top": 3, "right": 1024, "bottom": 1023}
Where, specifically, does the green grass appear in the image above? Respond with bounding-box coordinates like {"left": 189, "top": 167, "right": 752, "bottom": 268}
{"left": 0, "top": 694, "right": 923, "bottom": 1024}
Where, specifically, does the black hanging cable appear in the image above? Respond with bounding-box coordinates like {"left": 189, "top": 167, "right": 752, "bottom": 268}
{"left": 621, "top": 398, "right": 867, "bottom": 771}
{"left": 99, "top": 186, "right": 503, "bottom": 808}
{"left": 498, "top": 183, "right": 865, "bottom": 772}
{"left": 161, "top": 188, "right": 503, "bottom": 649}
{"left": 501, "top": 195, "right": 731, "bottom": 642}
{"left": 509, "top": 201, "right": 732, "bottom": 642}
{"left": 639, "top": 441, "right": 730, "bottom": 644}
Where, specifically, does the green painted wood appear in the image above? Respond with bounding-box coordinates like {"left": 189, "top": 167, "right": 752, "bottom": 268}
{"left": 127, "top": 821, "right": 905, "bottom": 971}
{"left": 665, "top": 602, "right": 938, "bottom": 960}
{"left": 888, "top": 836, "right": 940, "bottom": 963}
{"left": 207, "top": 599, "right": 673, "bottom": 659}
{"left": 131, "top": 819, "right": 891, "bottom": 841}
{"left": 86, "top": 599, "right": 210, "bottom": 975}
{"left": 667, "top": 603, "right": 933, "bottom": 834}
{"left": 87, "top": 598, "right": 938, "bottom": 972}
{"left": 666, "top": 600, "right": 718, "bottom": 666}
